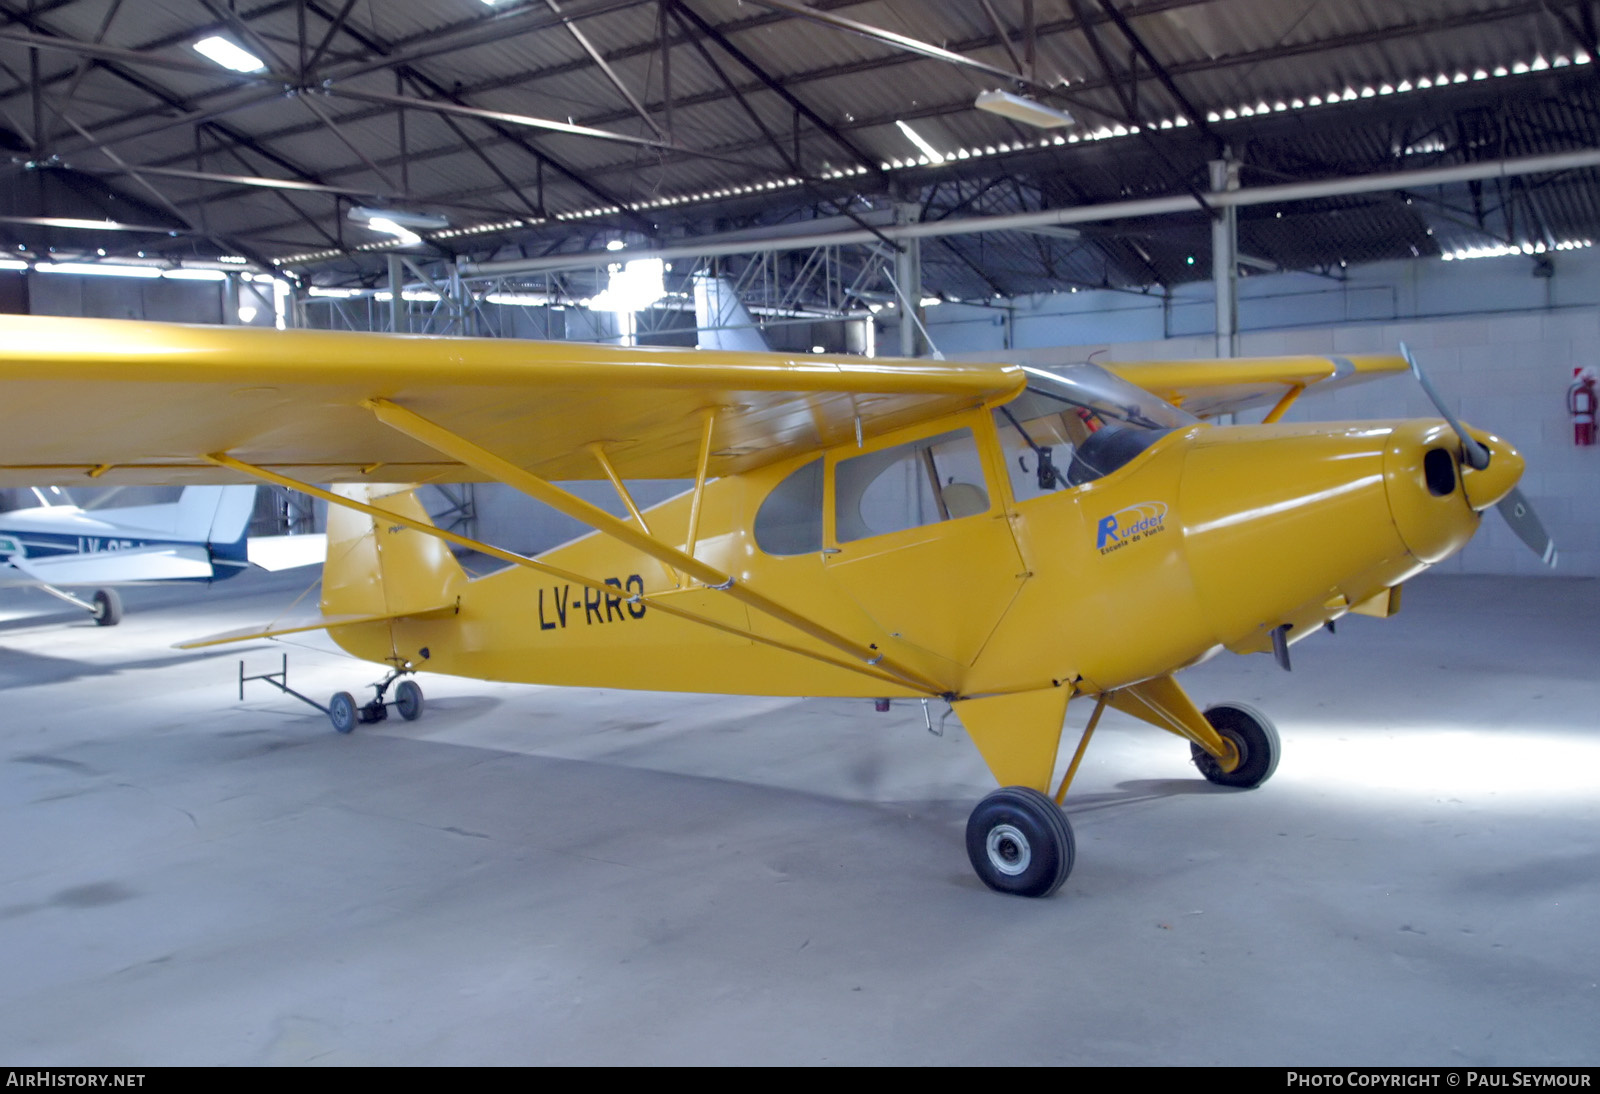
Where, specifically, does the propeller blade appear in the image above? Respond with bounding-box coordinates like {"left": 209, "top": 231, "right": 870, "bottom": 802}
{"left": 1497, "top": 487, "right": 1559, "bottom": 567}
{"left": 1400, "top": 342, "right": 1490, "bottom": 470}
{"left": 1402, "top": 344, "right": 1557, "bottom": 567}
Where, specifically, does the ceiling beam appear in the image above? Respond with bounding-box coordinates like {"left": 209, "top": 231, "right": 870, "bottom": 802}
{"left": 462, "top": 146, "right": 1600, "bottom": 276}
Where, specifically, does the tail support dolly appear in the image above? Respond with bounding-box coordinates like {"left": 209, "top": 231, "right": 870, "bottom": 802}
{"left": 239, "top": 655, "right": 425, "bottom": 734}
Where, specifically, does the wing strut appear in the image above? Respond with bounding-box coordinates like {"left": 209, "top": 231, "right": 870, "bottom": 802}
{"left": 683, "top": 408, "right": 717, "bottom": 564}
{"left": 1260, "top": 384, "right": 1305, "bottom": 424}
{"left": 203, "top": 453, "right": 933, "bottom": 695}
{"left": 360, "top": 397, "right": 952, "bottom": 696}
{"left": 588, "top": 441, "right": 676, "bottom": 585}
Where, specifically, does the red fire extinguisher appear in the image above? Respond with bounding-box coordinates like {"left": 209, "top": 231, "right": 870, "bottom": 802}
{"left": 1571, "top": 367, "right": 1598, "bottom": 446}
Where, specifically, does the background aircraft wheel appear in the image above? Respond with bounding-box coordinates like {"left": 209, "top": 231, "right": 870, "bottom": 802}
{"left": 1192, "top": 702, "right": 1281, "bottom": 788}
{"left": 395, "top": 680, "right": 424, "bottom": 722}
{"left": 90, "top": 589, "right": 122, "bottom": 627}
{"left": 329, "top": 692, "right": 358, "bottom": 735}
{"left": 965, "top": 786, "right": 1075, "bottom": 898}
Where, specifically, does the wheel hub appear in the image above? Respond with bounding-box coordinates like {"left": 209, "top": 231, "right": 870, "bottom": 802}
{"left": 986, "top": 823, "right": 1031, "bottom": 876}
{"left": 1198, "top": 729, "right": 1244, "bottom": 776}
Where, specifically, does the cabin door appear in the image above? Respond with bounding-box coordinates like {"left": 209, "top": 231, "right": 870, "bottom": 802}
{"left": 823, "top": 420, "right": 1026, "bottom": 667}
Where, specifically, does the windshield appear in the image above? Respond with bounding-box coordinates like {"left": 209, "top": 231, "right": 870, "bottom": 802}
{"left": 1016, "top": 363, "right": 1197, "bottom": 431}
{"left": 995, "top": 363, "right": 1197, "bottom": 494}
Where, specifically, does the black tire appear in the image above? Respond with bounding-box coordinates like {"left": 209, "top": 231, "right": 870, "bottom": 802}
{"left": 91, "top": 589, "right": 122, "bottom": 627}
{"left": 1191, "top": 702, "right": 1280, "bottom": 788}
{"left": 965, "top": 786, "right": 1075, "bottom": 898}
{"left": 395, "top": 679, "right": 423, "bottom": 722}
{"left": 329, "top": 691, "right": 358, "bottom": 735}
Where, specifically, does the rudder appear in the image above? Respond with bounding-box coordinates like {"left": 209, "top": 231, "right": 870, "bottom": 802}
{"left": 321, "top": 484, "right": 467, "bottom": 619}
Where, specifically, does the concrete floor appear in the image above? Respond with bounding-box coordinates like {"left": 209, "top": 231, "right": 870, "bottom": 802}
{"left": 0, "top": 568, "right": 1596, "bottom": 1065}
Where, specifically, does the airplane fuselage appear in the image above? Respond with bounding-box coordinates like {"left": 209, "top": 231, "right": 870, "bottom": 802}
{"left": 329, "top": 402, "right": 1514, "bottom": 705}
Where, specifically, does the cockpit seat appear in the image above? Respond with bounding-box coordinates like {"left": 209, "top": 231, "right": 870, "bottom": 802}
{"left": 943, "top": 482, "right": 989, "bottom": 519}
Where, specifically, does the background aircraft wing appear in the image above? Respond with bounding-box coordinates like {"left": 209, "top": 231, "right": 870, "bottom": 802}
{"left": 0, "top": 316, "right": 1022, "bottom": 487}
{"left": 1101, "top": 353, "right": 1408, "bottom": 419}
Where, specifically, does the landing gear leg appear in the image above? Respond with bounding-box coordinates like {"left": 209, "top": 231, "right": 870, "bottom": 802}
{"left": 34, "top": 582, "right": 122, "bottom": 625}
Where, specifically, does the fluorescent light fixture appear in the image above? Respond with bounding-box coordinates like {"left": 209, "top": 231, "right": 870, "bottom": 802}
{"left": 374, "top": 290, "right": 442, "bottom": 302}
{"left": 365, "top": 218, "right": 422, "bottom": 246}
{"left": 919, "top": 295, "right": 942, "bottom": 307}
{"left": 605, "top": 240, "right": 626, "bottom": 251}
{"left": 974, "top": 89, "right": 1074, "bottom": 128}
{"left": 0, "top": 259, "right": 26, "bottom": 271}
{"left": 895, "top": 120, "right": 945, "bottom": 164}
{"left": 162, "top": 268, "right": 228, "bottom": 281}
{"left": 193, "top": 36, "right": 267, "bottom": 73}
{"left": 485, "top": 292, "right": 556, "bottom": 306}
{"left": 308, "top": 286, "right": 361, "bottom": 298}
{"left": 36, "top": 262, "right": 161, "bottom": 278}
{"left": 348, "top": 206, "right": 450, "bottom": 231}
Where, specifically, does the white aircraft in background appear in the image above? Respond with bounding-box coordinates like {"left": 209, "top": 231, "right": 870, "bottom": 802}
{"left": 0, "top": 485, "right": 322, "bottom": 626}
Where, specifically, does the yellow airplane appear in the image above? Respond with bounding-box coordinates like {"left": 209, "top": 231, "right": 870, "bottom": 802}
{"left": 0, "top": 315, "right": 1553, "bottom": 898}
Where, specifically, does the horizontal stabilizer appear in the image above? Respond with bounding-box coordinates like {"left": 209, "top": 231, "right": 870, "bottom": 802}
{"left": 176, "top": 601, "right": 458, "bottom": 649}
{"left": 247, "top": 533, "right": 328, "bottom": 571}
{"left": 10, "top": 544, "right": 213, "bottom": 585}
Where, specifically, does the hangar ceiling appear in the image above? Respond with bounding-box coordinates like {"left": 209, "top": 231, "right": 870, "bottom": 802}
{"left": 2, "top": 0, "right": 1598, "bottom": 313}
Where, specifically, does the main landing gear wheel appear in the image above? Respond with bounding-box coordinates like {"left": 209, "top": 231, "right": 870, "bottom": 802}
{"left": 1192, "top": 702, "right": 1281, "bottom": 788}
{"left": 395, "top": 679, "right": 424, "bottom": 721}
{"left": 329, "top": 692, "right": 358, "bottom": 735}
{"left": 965, "top": 786, "right": 1075, "bottom": 898}
{"left": 90, "top": 589, "right": 122, "bottom": 627}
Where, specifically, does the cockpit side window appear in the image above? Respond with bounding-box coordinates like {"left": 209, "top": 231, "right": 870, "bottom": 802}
{"left": 995, "top": 406, "right": 1084, "bottom": 502}
{"left": 834, "top": 427, "right": 987, "bottom": 543}
{"left": 754, "top": 458, "right": 824, "bottom": 556}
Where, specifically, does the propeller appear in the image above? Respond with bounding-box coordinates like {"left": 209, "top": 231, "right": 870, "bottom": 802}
{"left": 1400, "top": 343, "right": 1558, "bottom": 567}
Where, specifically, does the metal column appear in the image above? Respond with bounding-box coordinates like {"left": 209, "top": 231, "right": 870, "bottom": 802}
{"left": 1210, "top": 158, "right": 1239, "bottom": 357}
{"left": 895, "top": 204, "right": 923, "bottom": 357}
{"left": 387, "top": 253, "right": 405, "bottom": 334}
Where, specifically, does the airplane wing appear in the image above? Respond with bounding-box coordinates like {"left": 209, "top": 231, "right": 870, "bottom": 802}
{"left": 1101, "top": 353, "right": 1409, "bottom": 419}
{"left": 0, "top": 315, "right": 1022, "bottom": 487}
{"left": 4, "top": 544, "right": 214, "bottom": 585}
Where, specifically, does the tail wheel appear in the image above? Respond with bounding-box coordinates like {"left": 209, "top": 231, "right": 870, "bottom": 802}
{"left": 91, "top": 589, "right": 122, "bottom": 627}
{"left": 395, "top": 680, "right": 424, "bottom": 722}
{"left": 1192, "top": 702, "right": 1280, "bottom": 788}
{"left": 965, "top": 786, "right": 1075, "bottom": 898}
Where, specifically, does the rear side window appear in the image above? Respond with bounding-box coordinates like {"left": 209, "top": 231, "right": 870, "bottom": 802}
{"left": 834, "top": 428, "right": 987, "bottom": 543}
{"left": 754, "top": 458, "right": 824, "bottom": 555}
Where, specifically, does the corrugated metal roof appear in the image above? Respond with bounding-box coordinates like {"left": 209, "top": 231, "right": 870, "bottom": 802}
{"left": 2, "top": 0, "right": 1596, "bottom": 300}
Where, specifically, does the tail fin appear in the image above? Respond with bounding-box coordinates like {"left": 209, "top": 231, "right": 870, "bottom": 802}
{"left": 321, "top": 484, "right": 467, "bottom": 618}
{"left": 175, "top": 485, "right": 255, "bottom": 546}
{"left": 693, "top": 272, "right": 770, "bottom": 352}
{"left": 83, "top": 485, "right": 255, "bottom": 545}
